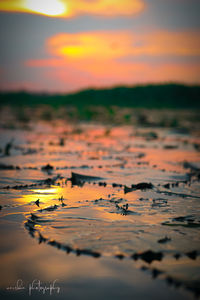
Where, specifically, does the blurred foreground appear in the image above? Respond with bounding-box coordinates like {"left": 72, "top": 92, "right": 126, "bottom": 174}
{"left": 0, "top": 105, "right": 200, "bottom": 300}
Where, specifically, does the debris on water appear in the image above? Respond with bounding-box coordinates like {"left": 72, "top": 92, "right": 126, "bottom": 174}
{"left": 98, "top": 181, "right": 107, "bottom": 187}
{"left": 157, "top": 190, "right": 200, "bottom": 199}
{"left": 59, "top": 137, "right": 65, "bottom": 146}
{"left": 38, "top": 232, "right": 47, "bottom": 244}
{"left": 174, "top": 253, "right": 181, "bottom": 260}
{"left": 43, "top": 177, "right": 56, "bottom": 185}
{"left": 152, "top": 198, "right": 168, "bottom": 208}
{"left": 152, "top": 268, "right": 163, "bottom": 278}
{"left": 186, "top": 250, "right": 198, "bottom": 260}
{"left": 166, "top": 276, "right": 175, "bottom": 285}
{"left": 193, "top": 143, "right": 200, "bottom": 151}
{"left": 112, "top": 183, "right": 123, "bottom": 188}
{"left": 35, "top": 199, "right": 40, "bottom": 207}
{"left": 140, "top": 265, "right": 148, "bottom": 271}
{"left": 4, "top": 139, "right": 14, "bottom": 156}
{"left": 24, "top": 220, "right": 36, "bottom": 237}
{"left": 123, "top": 203, "right": 128, "bottom": 210}
{"left": 39, "top": 205, "right": 58, "bottom": 212}
{"left": 0, "top": 163, "right": 20, "bottom": 170}
{"left": 58, "top": 195, "right": 64, "bottom": 203}
{"left": 162, "top": 217, "right": 200, "bottom": 228}
{"left": 115, "top": 254, "right": 124, "bottom": 260}
{"left": 141, "top": 131, "right": 158, "bottom": 140}
{"left": 157, "top": 236, "right": 171, "bottom": 244}
{"left": 163, "top": 145, "right": 178, "bottom": 149}
{"left": 124, "top": 182, "right": 154, "bottom": 193}
{"left": 22, "top": 148, "right": 38, "bottom": 155}
{"left": 183, "top": 161, "right": 200, "bottom": 171}
{"left": 31, "top": 213, "right": 40, "bottom": 220}
{"left": 58, "top": 195, "right": 67, "bottom": 206}
{"left": 131, "top": 250, "right": 163, "bottom": 264}
{"left": 132, "top": 182, "right": 154, "bottom": 189}
{"left": 1, "top": 175, "right": 61, "bottom": 190}
{"left": 70, "top": 172, "right": 102, "bottom": 186}
{"left": 138, "top": 198, "right": 149, "bottom": 201}
{"left": 163, "top": 183, "right": 170, "bottom": 189}
{"left": 63, "top": 245, "right": 72, "bottom": 254}
{"left": 76, "top": 248, "right": 101, "bottom": 258}
{"left": 48, "top": 240, "right": 61, "bottom": 249}
{"left": 115, "top": 202, "right": 131, "bottom": 215}
{"left": 41, "top": 164, "right": 54, "bottom": 172}
{"left": 59, "top": 195, "right": 64, "bottom": 201}
{"left": 124, "top": 186, "right": 133, "bottom": 193}
{"left": 172, "top": 215, "right": 194, "bottom": 222}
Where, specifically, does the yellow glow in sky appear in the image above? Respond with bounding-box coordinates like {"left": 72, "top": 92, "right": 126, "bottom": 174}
{"left": 48, "top": 32, "right": 133, "bottom": 60}
{"left": 0, "top": 0, "right": 144, "bottom": 17}
{"left": 0, "top": 0, "right": 67, "bottom": 16}
{"left": 26, "top": 0, "right": 66, "bottom": 16}
{"left": 47, "top": 31, "right": 200, "bottom": 62}
{"left": 25, "top": 30, "right": 200, "bottom": 86}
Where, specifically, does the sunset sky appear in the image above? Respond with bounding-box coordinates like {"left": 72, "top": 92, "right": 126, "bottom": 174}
{"left": 0, "top": 0, "right": 200, "bottom": 93}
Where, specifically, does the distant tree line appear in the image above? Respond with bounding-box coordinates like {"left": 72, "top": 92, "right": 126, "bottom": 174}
{"left": 0, "top": 84, "right": 199, "bottom": 108}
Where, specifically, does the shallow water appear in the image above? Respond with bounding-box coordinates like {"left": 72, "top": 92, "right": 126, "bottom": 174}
{"left": 0, "top": 120, "right": 200, "bottom": 299}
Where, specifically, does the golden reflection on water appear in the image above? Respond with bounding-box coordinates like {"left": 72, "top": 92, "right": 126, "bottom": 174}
{"left": 14, "top": 188, "right": 59, "bottom": 206}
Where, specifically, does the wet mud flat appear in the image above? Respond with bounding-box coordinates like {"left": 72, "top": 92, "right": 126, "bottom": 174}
{"left": 0, "top": 113, "right": 200, "bottom": 300}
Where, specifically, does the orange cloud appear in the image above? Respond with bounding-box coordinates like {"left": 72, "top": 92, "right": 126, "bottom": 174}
{"left": 47, "top": 31, "right": 200, "bottom": 60}
{"left": 27, "top": 30, "right": 200, "bottom": 72}
{"left": 25, "top": 30, "right": 200, "bottom": 90}
{"left": 0, "top": 0, "right": 144, "bottom": 17}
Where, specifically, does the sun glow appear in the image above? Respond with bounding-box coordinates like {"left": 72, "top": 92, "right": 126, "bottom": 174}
{"left": 25, "top": 0, "right": 66, "bottom": 16}
{"left": 0, "top": 0, "right": 144, "bottom": 17}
